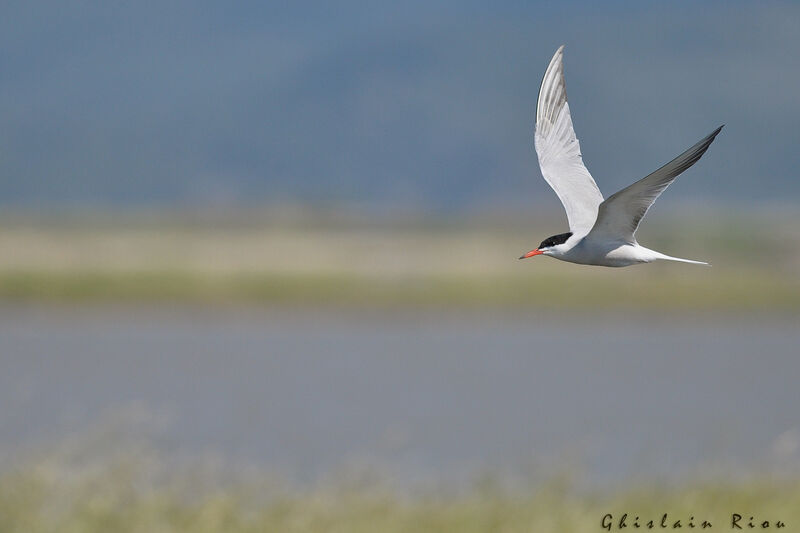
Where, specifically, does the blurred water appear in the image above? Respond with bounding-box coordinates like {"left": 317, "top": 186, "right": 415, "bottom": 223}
{"left": 2, "top": 307, "right": 799, "bottom": 486}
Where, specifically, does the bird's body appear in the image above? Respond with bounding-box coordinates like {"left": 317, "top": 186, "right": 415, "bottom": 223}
{"left": 546, "top": 236, "right": 705, "bottom": 268}
{"left": 520, "top": 46, "right": 722, "bottom": 267}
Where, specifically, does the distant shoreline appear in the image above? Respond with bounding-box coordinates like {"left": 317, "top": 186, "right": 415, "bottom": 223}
{"left": 0, "top": 270, "right": 798, "bottom": 313}
{"left": 0, "top": 211, "right": 797, "bottom": 312}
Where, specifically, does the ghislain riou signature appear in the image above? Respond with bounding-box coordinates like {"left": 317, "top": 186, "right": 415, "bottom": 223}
{"left": 601, "top": 513, "right": 786, "bottom": 530}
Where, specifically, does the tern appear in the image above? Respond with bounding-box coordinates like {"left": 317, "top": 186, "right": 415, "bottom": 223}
{"left": 520, "top": 46, "right": 722, "bottom": 267}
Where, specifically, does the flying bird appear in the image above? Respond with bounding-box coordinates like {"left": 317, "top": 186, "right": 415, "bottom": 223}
{"left": 520, "top": 45, "right": 722, "bottom": 267}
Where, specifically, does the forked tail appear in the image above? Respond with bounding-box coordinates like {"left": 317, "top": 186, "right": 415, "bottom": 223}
{"left": 654, "top": 251, "right": 710, "bottom": 266}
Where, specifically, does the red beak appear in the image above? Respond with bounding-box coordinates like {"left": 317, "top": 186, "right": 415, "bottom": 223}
{"left": 519, "top": 249, "right": 543, "bottom": 259}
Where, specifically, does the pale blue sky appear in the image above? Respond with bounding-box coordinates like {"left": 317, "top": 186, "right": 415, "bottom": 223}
{"left": 1, "top": 1, "right": 798, "bottom": 209}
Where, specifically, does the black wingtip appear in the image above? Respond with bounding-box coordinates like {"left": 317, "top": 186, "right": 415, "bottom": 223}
{"left": 700, "top": 125, "right": 724, "bottom": 146}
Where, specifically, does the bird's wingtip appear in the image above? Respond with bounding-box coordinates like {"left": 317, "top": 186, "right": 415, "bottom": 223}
{"left": 704, "top": 125, "right": 724, "bottom": 141}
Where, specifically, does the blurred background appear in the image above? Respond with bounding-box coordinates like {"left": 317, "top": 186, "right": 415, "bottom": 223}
{"left": 2, "top": 1, "right": 800, "bottom": 530}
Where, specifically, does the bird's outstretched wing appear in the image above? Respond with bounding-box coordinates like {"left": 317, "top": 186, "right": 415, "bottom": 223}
{"left": 587, "top": 126, "right": 723, "bottom": 244}
{"left": 534, "top": 45, "right": 604, "bottom": 236}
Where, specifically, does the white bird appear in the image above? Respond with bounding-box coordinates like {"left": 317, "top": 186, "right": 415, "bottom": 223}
{"left": 520, "top": 45, "right": 722, "bottom": 267}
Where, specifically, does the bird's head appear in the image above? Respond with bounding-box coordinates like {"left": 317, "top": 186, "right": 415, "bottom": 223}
{"left": 519, "top": 231, "right": 573, "bottom": 259}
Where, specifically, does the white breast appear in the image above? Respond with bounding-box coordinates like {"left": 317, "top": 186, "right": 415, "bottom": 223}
{"left": 557, "top": 238, "right": 657, "bottom": 267}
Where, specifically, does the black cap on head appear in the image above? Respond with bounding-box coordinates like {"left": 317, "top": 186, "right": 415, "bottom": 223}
{"left": 539, "top": 232, "right": 572, "bottom": 249}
